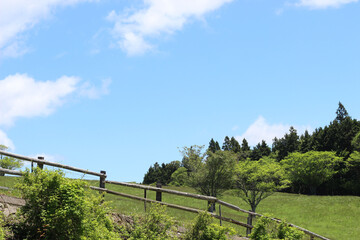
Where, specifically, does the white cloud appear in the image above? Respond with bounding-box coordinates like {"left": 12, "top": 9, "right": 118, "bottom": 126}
{"left": 0, "top": 0, "right": 91, "bottom": 57}
{"left": 295, "top": 0, "right": 358, "bottom": 8}
{"left": 107, "top": 0, "right": 233, "bottom": 56}
{"left": 0, "top": 73, "right": 111, "bottom": 149}
{"left": 236, "top": 116, "right": 311, "bottom": 146}
{"left": 0, "top": 130, "right": 15, "bottom": 150}
{"left": 79, "top": 78, "right": 112, "bottom": 99}
{"left": 0, "top": 74, "right": 79, "bottom": 126}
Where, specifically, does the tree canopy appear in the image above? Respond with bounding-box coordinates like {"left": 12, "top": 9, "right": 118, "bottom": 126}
{"left": 235, "top": 157, "right": 288, "bottom": 212}
{"left": 282, "top": 151, "right": 342, "bottom": 194}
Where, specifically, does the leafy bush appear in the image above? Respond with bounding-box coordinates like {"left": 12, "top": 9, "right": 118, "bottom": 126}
{"left": 184, "top": 211, "right": 235, "bottom": 240}
{"left": 0, "top": 213, "right": 5, "bottom": 240}
{"left": 250, "top": 216, "right": 304, "bottom": 240}
{"left": 170, "top": 167, "right": 188, "bottom": 186}
{"left": 119, "top": 203, "right": 177, "bottom": 240}
{"left": 15, "top": 168, "right": 119, "bottom": 240}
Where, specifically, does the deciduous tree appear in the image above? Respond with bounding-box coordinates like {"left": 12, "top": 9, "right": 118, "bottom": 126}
{"left": 235, "top": 157, "right": 288, "bottom": 213}
{"left": 282, "top": 151, "right": 342, "bottom": 194}
{"left": 188, "top": 151, "right": 237, "bottom": 211}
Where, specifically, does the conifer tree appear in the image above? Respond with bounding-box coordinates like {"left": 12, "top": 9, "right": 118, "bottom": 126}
{"left": 222, "top": 136, "right": 231, "bottom": 151}
{"left": 230, "top": 137, "right": 241, "bottom": 153}
{"left": 335, "top": 101, "right": 349, "bottom": 123}
{"left": 241, "top": 138, "right": 251, "bottom": 152}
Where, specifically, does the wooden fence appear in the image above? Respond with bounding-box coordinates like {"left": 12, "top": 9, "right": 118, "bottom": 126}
{"left": 0, "top": 150, "right": 329, "bottom": 240}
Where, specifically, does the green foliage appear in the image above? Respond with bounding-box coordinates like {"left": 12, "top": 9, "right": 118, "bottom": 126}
{"left": 170, "top": 167, "right": 188, "bottom": 186}
{"left": 241, "top": 138, "right": 251, "bottom": 152}
{"left": 208, "top": 138, "right": 221, "bottom": 153}
{"left": 188, "top": 151, "right": 237, "bottom": 198}
{"left": 222, "top": 136, "right": 231, "bottom": 151}
{"left": 272, "top": 127, "right": 299, "bottom": 161}
{"left": 143, "top": 161, "right": 181, "bottom": 185}
{"left": 335, "top": 101, "right": 349, "bottom": 123}
{"left": 184, "top": 211, "right": 235, "bottom": 240}
{"left": 250, "top": 140, "right": 271, "bottom": 161}
{"left": 180, "top": 145, "right": 206, "bottom": 173}
{"left": 0, "top": 213, "right": 5, "bottom": 240}
{"left": 282, "top": 151, "right": 342, "bottom": 194}
{"left": 352, "top": 131, "right": 360, "bottom": 151}
{"left": 250, "top": 217, "right": 304, "bottom": 240}
{"left": 0, "top": 145, "right": 23, "bottom": 175}
{"left": 119, "top": 203, "right": 177, "bottom": 240}
{"left": 343, "top": 151, "right": 360, "bottom": 195}
{"left": 299, "top": 130, "right": 312, "bottom": 153}
{"left": 235, "top": 157, "right": 289, "bottom": 212}
{"left": 15, "top": 169, "right": 118, "bottom": 240}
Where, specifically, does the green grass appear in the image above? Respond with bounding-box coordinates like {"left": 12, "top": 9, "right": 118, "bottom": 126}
{"left": 1, "top": 176, "right": 359, "bottom": 239}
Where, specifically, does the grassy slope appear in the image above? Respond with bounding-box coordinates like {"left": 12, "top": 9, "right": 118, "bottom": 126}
{"left": 1, "top": 176, "right": 359, "bottom": 239}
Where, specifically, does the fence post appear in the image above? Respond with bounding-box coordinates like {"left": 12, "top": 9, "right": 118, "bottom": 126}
{"left": 37, "top": 156, "right": 44, "bottom": 169}
{"left": 144, "top": 189, "right": 147, "bottom": 212}
{"left": 207, "top": 200, "right": 215, "bottom": 213}
{"left": 99, "top": 170, "right": 106, "bottom": 188}
{"left": 246, "top": 211, "right": 253, "bottom": 237}
{"left": 219, "top": 204, "right": 222, "bottom": 226}
{"left": 156, "top": 182, "right": 162, "bottom": 202}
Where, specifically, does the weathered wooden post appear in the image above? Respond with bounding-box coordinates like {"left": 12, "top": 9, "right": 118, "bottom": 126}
{"left": 37, "top": 156, "right": 44, "bottom": 169}
{"left": 208, "top": 200, "right": 215, "bottom": 213}
{"left": 246, "top": 211, "right": 253, "bottom": 237}
{"left": 156, "top": 182, "right": 162, "bottom": 202}
{"left": 144, "top": 189, "right": 147, "bottom": 212}
{"left": 219, "top": 204, "right": 222, "bottom": 226}
{"left": 100, "top": 170, "right": 106, "bottom": 188}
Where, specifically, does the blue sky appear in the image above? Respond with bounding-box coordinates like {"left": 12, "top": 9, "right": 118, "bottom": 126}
{"left": 0, "top": 0, "right": 359, "bottom": 182}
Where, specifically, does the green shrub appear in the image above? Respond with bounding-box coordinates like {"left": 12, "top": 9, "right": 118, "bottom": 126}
{"left": 250, "top": 216, "right": 304, "bottom": 240}
{"left": 119, "top": 203, "right": 177, "bottom": 240}
{"left": 0, "top": 213, "right": 5, "bottom": 240}
{"left": 184, "top": 211, "right": 235, "bottom": 240}
{"left": 15, "top": 168, "right": 119, "bottom": 240}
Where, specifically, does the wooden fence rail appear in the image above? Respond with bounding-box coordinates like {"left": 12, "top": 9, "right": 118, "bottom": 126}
{"left": 0, "top": 151, "right": 330, "bottom": 240}
{"left": 0, "top": 150, "right": 106, "bottom": 178}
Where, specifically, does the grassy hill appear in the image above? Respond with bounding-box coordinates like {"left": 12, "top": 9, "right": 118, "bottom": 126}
{"left": 1, "top": 176, "right": 359, "bottom": 239}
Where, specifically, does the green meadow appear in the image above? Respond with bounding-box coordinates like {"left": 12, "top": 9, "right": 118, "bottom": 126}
{"left": 1, "top": 176, "right": 359, "bottom": 239}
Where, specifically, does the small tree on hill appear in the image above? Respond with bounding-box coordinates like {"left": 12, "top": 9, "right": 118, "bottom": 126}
{"left": 282, "top": 151, "right": 342, "bottom": 194}
{"left": 180, "top": 145, "right": 206, "bottom": 173}
{"left": 235, "top": 157, "right": 289, "bottom": 213}
{"left": 188, "top": 151, "right": 237, "bottom": 211}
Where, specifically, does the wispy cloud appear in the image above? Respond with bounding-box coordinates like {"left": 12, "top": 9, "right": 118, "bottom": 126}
{"left": 79, "top": 78, "right": 112, "bottom": 99}
{"left": 295, "top": 0, "right": 358, "bottom": 9}
{"left": 0, "top": 0, "right": 91, "bottom": 58}
{"left": 107, "top": 0, "right": 233, "bottom": 56}
{"left": 0, "top": 73, "right": 111, "bottom": 149}
{"left": 236, "top": 116, "right": 312, "bottom": 146}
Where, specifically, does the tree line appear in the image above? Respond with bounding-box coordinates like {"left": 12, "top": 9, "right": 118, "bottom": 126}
{"left": 142, "top": 102, "right": 360, "bottom": 211}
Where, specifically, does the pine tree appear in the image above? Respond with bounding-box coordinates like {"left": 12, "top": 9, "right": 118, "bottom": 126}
{"left": 222, "top": 136, "right": 231, "bottom": 151}
{"left": 335, "top": 101, "right": 349, "bottom": 123}
{"left": 299, "top": 130, "right": 312, "bottom": 153}
{"left": 208, "top": 138, "right": 217, "bottom": 153}
{"left": 230, "top": 137, "right": 241, "bottom": 153}
{"left": 241, "top": 138, "right": 250, "bottom": 152}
